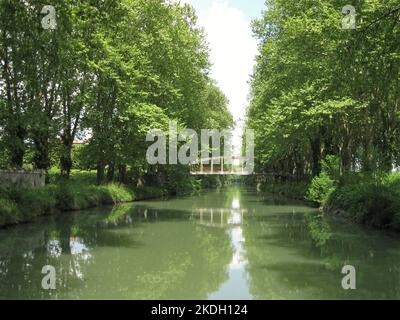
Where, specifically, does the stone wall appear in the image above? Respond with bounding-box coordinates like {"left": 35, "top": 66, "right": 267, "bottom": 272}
{"left": 0, "top": 170, "right": 46, "bottom": 189}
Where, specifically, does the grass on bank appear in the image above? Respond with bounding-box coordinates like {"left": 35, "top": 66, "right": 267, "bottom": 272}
{"left": 0, "top": 181, "right": 138, "bottom": 227}
{"left": 306, "top": 156, "right": 400, "bottom": 230}
{"left": 325, "top": 173, "right": 400, "bottom": 230}
{"left": 0, "top": 168, "right": 163, "bottom": 227}
{"left": 0, "top": 169, "right": 227, "bottom": 228}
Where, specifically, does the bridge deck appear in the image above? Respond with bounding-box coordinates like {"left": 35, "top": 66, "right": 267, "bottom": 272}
{"left": 190, "top": 171, "right": 252, "bottom": 176}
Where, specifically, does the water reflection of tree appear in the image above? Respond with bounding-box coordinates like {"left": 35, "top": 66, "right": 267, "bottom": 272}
{"left": 242, "top": 209, "right": 400, "bottom": 299}
{"left": 0, "top": 225, "right": 55, "bottom": 299}
{"left": 85, "top": 208, "right": 233, "bottom": 299}
{"left": 0, "top": 204, "right": 233, "bottom": 299}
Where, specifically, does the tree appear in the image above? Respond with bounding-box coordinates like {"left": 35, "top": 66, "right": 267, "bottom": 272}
{"left": 247, "top": 0, "right": 400, "bottom": 178}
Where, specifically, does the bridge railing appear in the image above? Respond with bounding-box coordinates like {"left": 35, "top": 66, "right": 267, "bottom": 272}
{"left": 190, "top": 156, "right": 253, "bottom": 175}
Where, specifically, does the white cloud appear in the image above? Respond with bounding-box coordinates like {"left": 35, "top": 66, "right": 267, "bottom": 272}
{"left": 180, "top": 0, "right": 258, "bottom": 152}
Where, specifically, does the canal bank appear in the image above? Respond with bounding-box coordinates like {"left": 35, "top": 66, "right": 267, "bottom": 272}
{"left": 0, "top": 181, "right": 162, "bottom": 229}
{"left": 0, "top": 173, "right": 228, "bottom": 229}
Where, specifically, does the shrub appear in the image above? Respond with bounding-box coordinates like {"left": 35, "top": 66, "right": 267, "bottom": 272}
{"left": 306, "top": 172, "right": 336, "bottom": 206}
{"left": 0, "top": 198, "right": 21, "bottom": 225}
{"left": 327, "top": 173, "right": 400, "bottom": 229}
{"left": 306, "top": 155, "right": 340, "bottom": 206}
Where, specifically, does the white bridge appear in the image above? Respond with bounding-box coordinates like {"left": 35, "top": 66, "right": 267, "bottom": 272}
{"left": 190, "top": 156, "right": 253, "bottom": 176}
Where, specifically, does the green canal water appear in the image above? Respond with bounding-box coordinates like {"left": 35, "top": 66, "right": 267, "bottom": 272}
{"left": 1, "top": 186, "right": 400, "bottom": 299}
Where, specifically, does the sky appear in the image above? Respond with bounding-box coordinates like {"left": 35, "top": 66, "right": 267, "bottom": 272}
{"left": 179, "top": 0, "right": 266, "bottom": 153}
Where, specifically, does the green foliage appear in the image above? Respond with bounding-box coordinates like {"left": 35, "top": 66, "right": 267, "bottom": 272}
{"left": 327, "top": 173, "right": 400, "bottom": 230}
{"left": 0, "top": 0, "right": 233, "bottom": 185}
{"left": 21, "top": 186, "right": 58, "bottom": 218}
{"left": 163, "top": 165, "right": 199, "bottom": 196}
{"left": 307, "top": 173, "right": 336, "bottom": 206}
{"left": 200, "top": 176, "right": 223, "bottom": 189}
{"left": 247, "top": 0, "right": 400, "bottom": 177}
{"left": 101, "top": 184, "right": 135, "bottom": 204}
{"left": 321, "top": 155, "right": 341, "bottom": 182}
{"left": 261, "top": 180, "right": 310, "bottom": 200}
{"left": 54, "top": 181, "right": 135, "bottom": 211}
{"left": 307, "top": 155, "right": 340, "bottom": 206}
{"left": 0, "top": 198, "right": 20, "bottom": 226}
{"left": 135, "top": 186, "right": 165, "bottom": 200}
{"left": 0, "top": 171, "right": 149, "bottom": 227}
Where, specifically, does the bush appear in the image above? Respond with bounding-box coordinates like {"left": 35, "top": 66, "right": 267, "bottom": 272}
{"left": 306, "top": 172, "right": 336, "bottom": 206}
{"left": 0, "top": 198, "right": 21, "bottom": 225}
{"left": 160, "top": 165, "right": 200, "bottom": 195}
{"left": 306, "top": 155, "right": 340, "bottom": 206}
{"left": 326, "top": 173, "right": 400, "bottom": 230}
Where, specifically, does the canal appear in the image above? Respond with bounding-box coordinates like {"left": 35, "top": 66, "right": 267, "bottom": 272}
{"left": 0, "top": 186, "right": 400, "bottom": 299}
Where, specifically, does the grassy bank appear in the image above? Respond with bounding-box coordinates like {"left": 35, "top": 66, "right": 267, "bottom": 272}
{"left": 0, "top": 170, "right": 227, "bottom": 228}
{"left": 324, "top": 173, "right": 400, "bottom": 230}
{"left": 305, "top": 157, "right": 400, "bottom": 231}
{"left": 0, "top": 170, "right": 164, "bottom": 228}
{"left": 0, "top": 181, "right": 152, "bottom": 228}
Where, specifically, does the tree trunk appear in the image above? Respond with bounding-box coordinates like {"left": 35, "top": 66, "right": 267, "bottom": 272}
{"left": 9, "top": 124, "right": 25, "bottom": 168}
{"left": 341, "top": 133, "right": 352, "bottom": 174}
{"left": 310, "top": 137, "right": 321, "bottom": 177}
{"left": 33, "top": 131, "right": 50, "bottom": 170}
{"left": 97, "top": 163, "right": 105, "bottom": 185}
{"left": 118, "top": 164, "right": 127, "bottom": 183}
{"left": 60, "top": 136, "right": 73, "bottom": 178}
{"left": 106, "top": 163, "right": 115, "bottom": 182}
